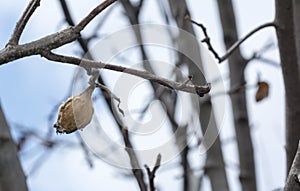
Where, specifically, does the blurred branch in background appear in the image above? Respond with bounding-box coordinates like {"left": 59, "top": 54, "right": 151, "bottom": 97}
{"left": 216, "top": 0, "right": 257, "bottom": 190}
{"left": 144, "top": 153, "right": 162, "bottom": 191}
{"left": 1, "top": 0, "right": 297, "bottom": 191}
{"left": 185, "top": 16, "right": 275, "bottom": 63}
{"left": 120, "top": 1, "right": 199, "bottom": 191}
{"left": 122, "top": 127, "right": 147, "bottom": 191}
{"left": 119, "top": 2, "right": 187, "bottom": 191}
{"left": 57, "top": 1, "right": 147, "bottom": 190}
{"left": 167, "top": 0, "right": 230, "bottom": 190}
{"left": 0, "top": 104, "right": 29, "bottom": 191}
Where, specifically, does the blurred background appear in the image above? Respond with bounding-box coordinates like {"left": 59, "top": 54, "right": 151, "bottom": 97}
{"left": 0, "top": 0, "right": 286, "bottom": 191}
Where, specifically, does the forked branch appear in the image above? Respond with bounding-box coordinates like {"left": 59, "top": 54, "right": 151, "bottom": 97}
{"left": 185, "top": 16, "right": 276, "bottom": 63}
{"left": 7, "top": 0, "right": 41, "bottom": 46}
{"left": 144, "top": 154, "right": 162, "bottom": 191}
{"left": 0, "top": 0, "right": 118, "bottom": 65}
{"left": 122, "top": 127, "right": 147, "bottom": 191}
{"left": 75, "top": 0, "right": 117, "bottom": 31}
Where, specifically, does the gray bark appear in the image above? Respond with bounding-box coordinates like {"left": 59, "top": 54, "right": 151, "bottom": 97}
{"left": 275, "top": 0, "right": 300, "bottom": 175}
{"left": 284, "top": 141, "right": 300, "bottom": 190}
{"left": 293, "top": 0, "right": 300, "bottom": 71}
{"left": 200, "top": 100, "right": 229, "bottom": 191}
{"left": 168, "top": 1, "right": 229, "bottom": 191}
{"left": 216, "top": 0, "right": 257, "bottom": 190}
{"left": 0, "top": 104, "right": 28, "bottom": 191}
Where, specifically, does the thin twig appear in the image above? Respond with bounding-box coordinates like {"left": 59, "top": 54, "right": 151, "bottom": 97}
{"left": 59, "top": 0, "right": 115, "bottom": 50}
{"left": 76, "top": 133, "right": 94, "bottom": 168}
{"left": 95, "top": 83, "right": 125, "bottom": 116}
{"left": 185, "top": 15, "right": 276, "bottom": 63}
{"left": 200, "top": 83, "right": 258, "bottom": 104}
{"left": 144, "top": 154, "right": 162, "bottom": 191}
{"left": 75, "top": 0, "right": 117, "bottom": 31}
{"left": 135, "top": 0, "right": 145, "bottom": 15}
{"left": 41, "top": 51, "right": 211, "bottom": 97}
{"left": 249, "top": 54, "right": 281, "bottom": 67}
{"left": 59, "top": 0, "right": 93, "bottom": 62}
{"left": 59, "top": 0, "right": 75, "bottom": 26}
{"left": 122, "top": 127, "right": 147, "bottom": 191}
{"left": 184, "top": 15, "right": 221, "bottom": 62}
{"left": 7, "top": 0, "right": 41, "bottom": 46}
{"left": 247, "top": 41, "right": 280, "bottom": 67}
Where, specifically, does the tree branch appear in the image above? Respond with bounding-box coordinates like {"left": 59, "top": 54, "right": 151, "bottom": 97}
{"left": 41, "top": 51, "right": 211, "bottom": 97}
{"left": 0, "top": 0, "right": 117, "bottom": 65}
{"left": 7, "top": 0, "right": 41, "bottom": 46}
{"left": 0, "top": 27, "right": 79, "bottom": 64}
{"left": 75, "top": 133, "right": 94, "bottom": 168}
{"left": 122, "top": 127, "right": 147, "bottom": 191}
{"left": 59, "top": 0, "right": 76, "bottom": 26}
{"left": 144, "top": 154, "right": 162, "bottom": 191}
{"left": 185, "top": 16, "right": 276, "bottom": 63}
{"left": 75, "top": 0, "right": 117, "bottom": 31}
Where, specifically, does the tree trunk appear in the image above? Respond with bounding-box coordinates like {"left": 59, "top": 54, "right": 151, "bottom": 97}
{"left": 200, "top": 100, "right": 229, "bottom": 191}
{"left": 168, "top": 1, "right": 229, "bottom": 190}
{"left": 293, "top": 0, "right": 300, "bottom": 71}
{"left": 0, "top": 104, "right": 28, "bottom": 191}
{"left": 275, "top": 0, "right": 300, "bottom": 175}
{"left": 216, "top": 1, "right": 257, "bottom": 190}
{"left": 284, "top": 141, "right": 300, "bottom": 190}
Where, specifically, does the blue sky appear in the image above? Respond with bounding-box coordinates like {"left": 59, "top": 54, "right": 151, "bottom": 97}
{"left": 0, "top": 0, "right": 285, "bottom": 191}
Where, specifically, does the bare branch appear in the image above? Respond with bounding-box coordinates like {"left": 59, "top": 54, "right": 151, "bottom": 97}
{"left": 76, "top": 133, "right": 94, "bottom": 168}
{"left": 41, "top": 51, "right": 211, "bottom": 97}
{"left": 59, "top": 0, "right": 76, "bottom": 26}
{"left": 137, "top": 0, "right": 145, "bottom": 11}
{"left": 184, "top": 15, "right": 221, "bottom": 62}
{"left": 144, "top": 154, "right": 162, "bottom": 191}
{"left": 95, "top": 82, "right": 125, "bottom": 116}
{"left": 249, "top": 54, "right": 281, "bottom": 67}
{"left": 75, "top": 0, "right": 117, "bottom": 31}
{"left": 122, "top": 127, "right": 147, "bottom": 191}
{"left": 0, "top": 27, "right": 79, "bottom": 65}
{"left": 247, "top": 40, "right": 281, "bottom": 67}
{"left": 7, "top": 0, "right": 41, "bottom": 46}
{"left": 0, "top": 0, "right": 117, "bottom": 65}
{"left": 185, "top": 16, "right": 276, "bottom": 63}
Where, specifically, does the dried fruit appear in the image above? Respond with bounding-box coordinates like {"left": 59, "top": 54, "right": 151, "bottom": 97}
{"left": 54, "top": 85, "right": 95, "bottom": 134}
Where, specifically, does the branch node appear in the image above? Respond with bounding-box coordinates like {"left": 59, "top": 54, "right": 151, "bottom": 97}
{"left": 195, "top": 83, "right": 211, "bottom": 97}
{"left": 186, "top": 16, "right": 276, "bottom": 63}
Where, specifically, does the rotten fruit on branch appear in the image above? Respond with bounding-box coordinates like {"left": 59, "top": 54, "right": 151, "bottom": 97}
{"left": 53, "top": 73, "right": 125, "bottom": 134}
{"left": 54, "top": 85, "right": 95, "bottom": 134}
